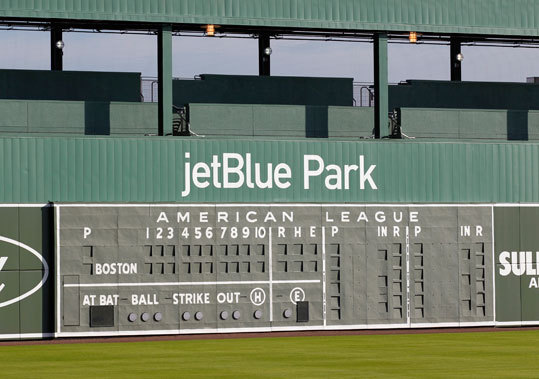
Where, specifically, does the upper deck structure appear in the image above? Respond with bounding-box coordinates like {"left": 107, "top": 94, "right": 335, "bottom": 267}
{"left": 3, "top": 0, "right": 539, "bottom": 138}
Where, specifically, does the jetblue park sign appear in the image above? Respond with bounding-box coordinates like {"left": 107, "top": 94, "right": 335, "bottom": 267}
{"left": 181, "top": 152, "right": 377, "bottom": 197}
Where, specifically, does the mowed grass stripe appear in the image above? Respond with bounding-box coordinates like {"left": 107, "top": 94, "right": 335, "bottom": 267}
{"left": 1, "top": 331, "right": 538, "bottom": 378}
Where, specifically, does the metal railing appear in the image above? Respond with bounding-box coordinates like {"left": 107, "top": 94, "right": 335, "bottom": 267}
{"left": 141, "top": 76, "right": 198, "bottom": 103}
{"left": 353, "top": 83, "right": 375, "bottom": 107}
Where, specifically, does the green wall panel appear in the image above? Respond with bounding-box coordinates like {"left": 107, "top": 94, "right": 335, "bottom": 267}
{"left": 0, "top": 208, "right": 19, "bottom": 271}
{"left": 19, "top": 270, "right": 52, "bottom": 335}
{"left": 0, "top": 100, "right": 157, "bottom": 136}
{"left": 390, "top": 81, "right": 539, "bottom": 111}
{"left": 110, "top": 103, "right": 157, "bottom": 136}
{"left": 400, "top": 108, "right": 539, "bottom": 141}
{"left": 189, "top": 104, "right": 373, "bottom": 138}
{"left": 0, "top": 101, "right": 27, "bottom": 129}
{"left": 495, "top": 264, "right": 522, "bottom": 323}
{"left": 0, "top": 136, "right": 538, "bottom": 203}
{"left": 253, "top": 105, "right": 307, "bottom": 137}
{"left": 27, "top": 102, "right": 86, "bottom": 134}
{"left": 494, "top": 207, "right": 521, "bottom": 323}
{"left": 189, "top": 104, "right": 254, "bottom": 136}
{"left": 0, "top": 70, "right": 141, "bottom": 103}
{"left": 520, "top": 208, "right": 539, "bottom": 252}
{"left": 519, "top": 207, "right": 539, "bottom": 322}
{"left": 521, "top": 275, "right": 539, "bottom": 323}
{"left": 328, "top": 106, "right": 374, "bottom": 138}
{"left": 19, "top": 207, "right": 53, "bottom": 271}
{"left": 174, "top": 75, "right": 353, "bottom": 107}
{"left": 494, "top": 207, "right": 539, "bottom": 324}
{"left": 0, "top": 271, "right": 20, "bottom": 335}
{"left": 1, "top": 1, "right": 539, "bottom": 37}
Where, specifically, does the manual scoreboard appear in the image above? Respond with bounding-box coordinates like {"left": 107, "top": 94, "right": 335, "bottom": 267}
{"left": 54, "top": 204, "right": 494, "bottom": 337}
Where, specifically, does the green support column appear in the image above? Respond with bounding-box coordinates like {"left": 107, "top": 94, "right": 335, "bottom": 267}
{"left": 158, "top": 25, "right": 173, "bottom": 136}
{"left": 374, "top": 33, "right": 388, "bottom": 139}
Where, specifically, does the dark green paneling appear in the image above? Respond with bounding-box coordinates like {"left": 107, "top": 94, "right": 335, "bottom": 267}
{"left": 0, "top": 208, "right": 19, "bottom": 271}
{"left": 400, "top": 108, "right": 539, "bottom": 141}
{"left": 188, "top": 104, "right": 373, "bottom": 138}
{"left": 519, "top": 208, "right": 539, "bottom": 322}
{"left": 495, "top": 207, "right": 539, "bottom": 324}
{"left": 0, "top": 206, "right": 53, "bottom": 339}
{"left": 521, "top": 275, "right": 539, "bottom": 322}
{"left": 0, "top": 137, "right": 539, "bottom": 203}
{"left": 495, "top": 264, "right": 522, "bottom": 323}
{"left": 19, "top": 270, "right": 51, "bottom": 335}
{"left": 494, "top": 207, "right": 521, "bottom": 323}
{"left": 520, "top": 208, "right": 539, "bottom": 253}
{"left": 1, "top": 1, "right": 539, "bottom": 37}
{"left": 0, "top": 101, "right": 157, "bottom": 136}
{"left": 19, "top": 208, "right": 53, "bottom": 271}
{"left": 0, "top": 70, "right": 141, "bottom": 103}
{"left": 174, "top": 75, "right": 353, "bottom": 107}
{"left": 390, "top": 81, "right": 539, "bottom": 111}
{"left": 0, "top": 272, "right": 20, "bottom": 334}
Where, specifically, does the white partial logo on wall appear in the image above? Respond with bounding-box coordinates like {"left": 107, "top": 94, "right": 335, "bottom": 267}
{"left": 499, "top": 251, "right": 539, "bottom": 289}
{"left": 0, "top": 256, "right": 7, "bottom": 292}
{"left": 0, "top": 236, "right": 49, "bottom": 308}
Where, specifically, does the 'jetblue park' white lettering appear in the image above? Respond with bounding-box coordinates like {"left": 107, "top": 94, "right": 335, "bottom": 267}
{"left": 304, "top": 155, "right": 324, "bottom": 190}
{"left": 181, "top": 152, "right": 377, "bottom": 196}
{"left": 304, "top": 155, "right": 377, "bottom": 190}
{"left": 359, "top": 155, "right": 377, "bottom": 190}
{"left": 223, "top": 153, "right": 244, "bottom": 189}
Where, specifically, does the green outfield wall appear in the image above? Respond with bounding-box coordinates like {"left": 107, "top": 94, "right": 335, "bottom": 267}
{"left": 1, "top": 136, "right": 539, "bottom": 339}
{"left": 1, "top": 203, "right": 538, "bottom": 339}
{"left": 494, "top": 206, "right": 539, "bottom": 324}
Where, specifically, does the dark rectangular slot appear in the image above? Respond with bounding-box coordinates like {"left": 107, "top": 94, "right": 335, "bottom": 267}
{"left": 296, "top": 301, "right": 309, "bottom": 323}
{"left": 90, "top": 306, "right": 114, "bottom": 327}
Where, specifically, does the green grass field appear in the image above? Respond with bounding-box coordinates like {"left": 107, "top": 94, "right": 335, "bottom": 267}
{"left": 1, "top": 331, "right": 538, "bottom": 378}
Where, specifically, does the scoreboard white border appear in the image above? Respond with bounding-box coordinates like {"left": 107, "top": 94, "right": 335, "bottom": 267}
{"left": 52, "top": 203, "right": 539, "bottom": 338}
